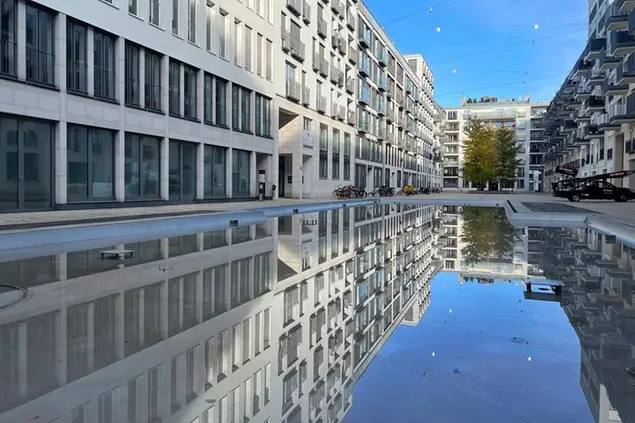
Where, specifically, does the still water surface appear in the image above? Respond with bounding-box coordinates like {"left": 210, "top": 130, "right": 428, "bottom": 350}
{"left": 0, "top": 205, "right": 633, "bottom": 423}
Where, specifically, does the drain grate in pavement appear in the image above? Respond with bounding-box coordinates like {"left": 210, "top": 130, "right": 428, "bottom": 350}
{"left": 521, "top": 202, "right": 595, "bottom": 214}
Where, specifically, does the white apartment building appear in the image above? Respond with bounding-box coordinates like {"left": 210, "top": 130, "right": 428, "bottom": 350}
{"left": 442, "top": 97, "right": 549, "bottom": 191}
{"left": 276, "top": 0, "right": 437, "bottom": 198}
{"left": 0, "top": 0, "right": 278, "bottom": 213}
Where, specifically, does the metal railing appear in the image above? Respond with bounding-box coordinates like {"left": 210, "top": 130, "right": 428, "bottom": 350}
{"left": 286, "top": 79, "right": 301, "bottom": 101}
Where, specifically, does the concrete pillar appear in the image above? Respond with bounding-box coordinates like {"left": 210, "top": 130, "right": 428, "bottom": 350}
{"left": 115, "top": 131, "right": 126, "bottom": 201}
{"left": 16, "top": 2, "right": 25, "bottom": 80}
{"left": 292, "top": 152, "right": 302, "bottom": 199}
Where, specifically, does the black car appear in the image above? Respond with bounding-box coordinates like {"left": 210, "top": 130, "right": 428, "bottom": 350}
{"left": 567, "top": 180, "right": 635, "bottom": 202}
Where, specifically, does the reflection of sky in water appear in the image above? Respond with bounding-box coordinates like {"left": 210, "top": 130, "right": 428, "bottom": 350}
{"left": 344, "top": 273, "right": 594, "bottom": 423}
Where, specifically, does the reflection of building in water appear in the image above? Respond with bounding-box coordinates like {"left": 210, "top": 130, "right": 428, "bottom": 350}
{"left": 273, "top": 204, "right": 440, "bottom": 423}
{"left": 0, "top": 205, "right": 441, "bottom": 423}
{"left": 534, "top": 227, "right": 635, "bottom": 423}
{"left": 439, "top": 206, "right": 530, "bottom": 279}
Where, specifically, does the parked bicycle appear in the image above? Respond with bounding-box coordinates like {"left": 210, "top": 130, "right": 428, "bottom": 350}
{"left": 369, "top": 186, "right": 395, "bottom": 197}
{"left": 333, "top": 185, "right": 368, "bottom": 199}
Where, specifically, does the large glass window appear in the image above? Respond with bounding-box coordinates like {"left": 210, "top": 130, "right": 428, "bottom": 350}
{"left": 94, "top": 30, "right": 116, "bottom": 100}
{"left": 204, "top": 145, "right": 226, "bottom": 198}
{"left": 332, "top": 129, "right": 340, "bottom": 180}
{"left": 169, "top": 59, "right": 181, "bottom": 116}
{"left": 232, "top": 84, "right": 252, "bottom": 133}
{"left": 145, "top": 49, "right": 162, "bottom": 112}
{"left": 0, "top": 0, "right": 17, "bottom": 77}
{"left": 125, "top": 42, "right": 140, "bottom": 106}
{"left": 204, "top": 73, "right": 213, "bottom": 124}
{"left": 319, "top": 124, "right": 328, "bottom": 179}
{"left": 67, "top": 125, "right": 114, "bottom": 201}
{"left": 124, "top": 133, "right": 161, "bottom": 199}
{"left": 25, "top": 4, "right": 55, "bottom": 86}
{"left": 232, "top": 149, "right": 250, "bottom": 197}
{"left": 169, "top": 140, "right": 197, "bottom": 202}
{"left": 255, "top": 94, "right": 271, "bottom": 137}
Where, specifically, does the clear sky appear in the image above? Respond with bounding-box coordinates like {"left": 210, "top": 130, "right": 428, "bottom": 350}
{"left": 363, "top": 0, "right": 589, "bottom": 107}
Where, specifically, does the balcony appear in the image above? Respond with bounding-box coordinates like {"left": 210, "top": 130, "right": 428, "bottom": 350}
{"left": 358, "top": 116, "right": 370, "bottom": 133}
{"left": 290, "top": 36, "right": 305, "bottom": 61}
{"left": 623, "top": 0, "right": 635, "bottom": 12}
{"left": 617, "top": 53, "right": 635, "bottom": 84}
{"left": 302, "top": 86, "right": 310, "bottom": 106}
{"left": 317, "top": 17, "right": 327, "bottom": 38}
{"left": 561, "top": 119, "right": 576, "bottom": 132}
{"left": 574, "top": 59, "right": 592, "bottom": 77}
{"left": 337, "top": 105, "right": 346, "bottom": 121}
{"left": 583, "top": 38, "right": 605, "bottom": 61}
{"left": 358, "top": 30, "right": 371, "bottom": 48}
{"left": 359, "top": 58, "right": 371, "bottom": 77}
{"left": 575, "top": 107, "right": 591, "bottom": 122}
{"left": 599, "top": 47, "right": 621, "bottom": 70}
{"left": 281, "top": 31, "right": 291, "bottom": 52}
{"left": 592, "top": 111, "right": 621, "bottom": 130}
{"left": 302, "top": 1, "right": 311, "bottom": 23}
{"left": 586, "top": 66, "right": 605, "bottom": 85}
{"left": 337, "top": 36, "right": 346, "bottom": 56}
{"left": 317, "top": 95, "right": 327, "bottom": 113}
{"left": 609, "top": 30, "right": 635, "bottom": 57}
{"left": 377, "top": 48, "right": 387, "bottom": 67}
{"left": 606, "top": 2, "right": 629, "bottom": 31}
{"left": 603, "top": 75, "right": 629, "bottom": 96}
{"left": 348, "top": 45, "right": 358, "bottom": 65}
{"left": 330, "top": 65, "right": 342, "bottom": 85}
{"left": 626, "top": 138, "right": 635, "bottom": 153}
{"left": 332, "top": 0, "right": 344, "bottom": 16}
{"left": 386, "top": 83, "right": 394, "bottom": 99}
{"left": 286, "top": 0, "right": 302, "bottom": 16}
{"left": 581, "top": 124, "right": 602, "bottom": 140}
{"left": 607, "top": 102, "right": 631, "bottom": 123}
{"left": 345, "top": 77, "right": 355, "bottom": 94}
{"left": 347, "top": 12, "right": 356, "bottom": 31}
{"left": 584, "top": 95, "right": 605, "bottom": 113}
{"left": 347, "top": 110, "right": 355, "bottom": 125}
{"left": 378, "top": 125, "right": 386, "bottom": 140}
{"left": 286, "top": 79, "right": 301, "bottom": 101}
{"left": 331, "top": 102, "right": 339, "bottom": 119}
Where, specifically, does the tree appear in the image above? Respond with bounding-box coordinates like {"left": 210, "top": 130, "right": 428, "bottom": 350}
{"left": 460, "top": 207, "right": 517, "bottom": 266}
{"left": 496, "top": 127, "right": 520, "bottom": 189}
{"left": 462, "top": 119, "right": 498, "bottom": 190}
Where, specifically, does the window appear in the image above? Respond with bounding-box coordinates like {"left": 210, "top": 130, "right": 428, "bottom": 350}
{"left": 124, "top": 133, "right": 161, "bottom": 199}
{"left": 188, "top": 0, "right": 197, "bottom": 43}
{"left": 204, "top": 73, "right": 213, "bottom": 123}
{"left": 244, "top": 26, "right": 252, "bottom": 71}
{"left": 319, "top": 124, "right": 328, "bottom": 179}
{"left": 204, "top": 145, "right": 226, "bottom": 197}
{"left": 219, "top": 10, "right": 228, "bottom": 59}
{"left": 232, "top": 84, "right": 252, "bottom": 132}
{"left": 265, "top": 39, "right": 272, "bottom": 80}
{"left": 184, "top": 65, "right": 198, "bottom": 119}
{"left": 216, "top": 77, "right": 228, "bottom": 126}
{"left": 25, "top": 4, "right": 55, "bottom": 85}
{"left": 66, "top": 20, "right": 87, "bottom": 93}
{"left": 0, "top": 0, "right": 17, "bottom": 77}
{"left": 145, "top": 50, "right": 162, "bottom": 111}
{"left": 67, "top": 125, "right": 115, "bottom": 201}
{"left": 129, "top": 0, "right": 138, "bottom": 15}
{"left": 232, "top": 149, "right": 251, "bottom": 197}
{"left": 332, "top": 129, "right": 340, "bottom": 180}
{"left": 149, "top": 0, "right": 160, "bottom": 25}
{"left": 206, "top": 1, "right": 215, "bottom": 52}
{"left": 125, "top": 42, "right": 140, "bottom": 106}
{"left": 172, "top": 0, "right": 179, "bottom": 35}
{"left": 234, "top": 19, "right": 242, "bottom": 66}
{"left": 257, "top": 33, "right": 263, "bottom": 76}
{"left": 255, "top": 94, "right": 271, "bottom": 137}
{"left": 343, "top": 133, "right": 351, "bottom": 180}
{"left": 169, "top": 59, "right": 181, "bottom": 115}
{"left": 94, "top": 30, "right": 116, "bottom": 100}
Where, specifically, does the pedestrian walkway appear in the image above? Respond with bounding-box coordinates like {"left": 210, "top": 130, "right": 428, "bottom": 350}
{"left": 0, "top": 192, "right": 634, "bottom": 231}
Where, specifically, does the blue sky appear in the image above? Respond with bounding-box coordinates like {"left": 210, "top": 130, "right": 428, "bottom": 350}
{"left": 364, "top": 0, "right": 589, "bottom": 107}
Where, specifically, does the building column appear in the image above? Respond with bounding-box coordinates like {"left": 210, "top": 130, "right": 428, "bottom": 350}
{"left": 115, "top": 131, "right": 126, "bottom": 201}
{"left": 16, "top": 2, "right": 26, "bottom": 80}
{"left": 87, "top": 28, "right": 95, "bottom": 97}
{"left": 55, "top": 13, "right": 68, "bottom": 205}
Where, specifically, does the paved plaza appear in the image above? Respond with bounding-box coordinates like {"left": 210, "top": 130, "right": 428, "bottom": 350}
{"left": 0, "top": 192, "right": 634, "bottom": 231}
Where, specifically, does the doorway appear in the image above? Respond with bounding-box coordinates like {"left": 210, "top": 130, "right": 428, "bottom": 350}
{"left": 168, "top": 140, "right": 197, "bottom": 203}
{"left": 278, "top": 160, "right": 286, "bottom": 197}
{"left": 0, "top": 116, "right": 54, "bottom": 212}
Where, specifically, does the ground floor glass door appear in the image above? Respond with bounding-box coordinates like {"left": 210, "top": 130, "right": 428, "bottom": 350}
{"left": 0, "top": 115, "right": 53, "bottom": 212}
{"left": 169, "top": 140, "right": 197, "bottom": 203}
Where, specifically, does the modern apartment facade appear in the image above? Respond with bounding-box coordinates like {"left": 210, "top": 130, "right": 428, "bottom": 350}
{"left": 442, "top": 97, "right": 549, "bottom": 191}
{"left": 0, "top": 0, "right": 280, "bottom": 213}
{"left": 542, "top": 0, "right": 635, "bottom": 191}
{"left": 276, "top": 0, "right": 437, "bottom": 198}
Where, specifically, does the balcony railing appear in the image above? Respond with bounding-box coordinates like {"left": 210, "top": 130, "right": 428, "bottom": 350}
{"left": 347, "top": 110, "right": 355, "bottom": 125}
{"left": 290, "top": 35, "right": 305, "bottom": 61}
{"left": 286, "top": 79, "right": 301, "bottom": 101}
{"left": 608, "top": 102, "right": 627, "bottom": 120}
{"left": 317, "top": 17, "right": 327, "bottom": 38}
{"left": 317, "top": 95, "right": 327, "bottom": 113}
{"left": 345, "top": 77, "right": 355, "bottom": 94}
{"left": 347, "top": 12, "right": 356, "bottom": 31}
{"left": 302, "top": 1, "right": 311, "bottom": 22}
{"left": 286, "top": 0, "right": 302, "bottom": 16}
{"left": 302, "top": 86, "right": 310, "bottom": 105}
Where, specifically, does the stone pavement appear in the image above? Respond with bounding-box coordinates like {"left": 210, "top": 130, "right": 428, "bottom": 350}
{"left": 1, "top": 192, "right": 634, "bottom": 231}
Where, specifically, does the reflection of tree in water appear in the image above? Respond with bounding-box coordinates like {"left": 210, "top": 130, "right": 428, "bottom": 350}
{"left": 460, "top": 207, "right": 517, "bottom": 266}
